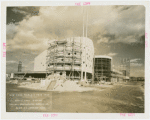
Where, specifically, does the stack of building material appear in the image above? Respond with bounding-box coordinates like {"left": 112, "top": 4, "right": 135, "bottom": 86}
{"left": 46, "top": 80, "right": 57, "bottom": 90}
{"left": 40, "top": 79, "right": 51, "bottom": 90}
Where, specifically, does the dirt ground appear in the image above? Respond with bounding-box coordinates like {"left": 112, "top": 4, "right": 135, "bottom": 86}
{"left": 6, "top": 81, "right": 144, "bottom": 113}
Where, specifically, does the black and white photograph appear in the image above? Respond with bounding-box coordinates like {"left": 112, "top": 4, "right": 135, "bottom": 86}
{"left": 3, "top": 2, "right": 147, "bottom": 116}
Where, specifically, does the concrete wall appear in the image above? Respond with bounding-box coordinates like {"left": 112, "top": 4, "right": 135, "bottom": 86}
{"left": 81, "top": 37, "right": 94, "bottom": 73}
{"left": 34, "top": 50, "right": 47, "bottom": 71}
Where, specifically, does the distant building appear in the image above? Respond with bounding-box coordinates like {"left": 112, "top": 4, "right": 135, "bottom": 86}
{"left": 12, "top": 71, "right": 47, "bottom": 79}
{"left": 121, "top": 70, "right": 127, "bottom": 76}
{"left": 111, "top": 69, "right": 123, "bottom": 82}
{"left": 120, "top": 58, "right": 130, "bottom": 78}
{"left": 18, "top": 61, "right": 22, "bottom": 72}
{"left": 130, "top": 77, "right": 145, "bottom": 81}
{"left": 137, "top": 77, "right": 145, "bottom": 81}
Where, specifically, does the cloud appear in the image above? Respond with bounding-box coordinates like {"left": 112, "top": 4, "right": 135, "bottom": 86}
{"left": 11, "top": 7, "right": 40, "bottom": 16}
{"left": 130, "top": 63, "right": 143, "bottom": 67}
{"left": 7, "top": 6, "right": 145, "bottom": 52}
{"left": 6, "top": 23, "right": 18, "bottom": 40}
{"left": 108, "top": 53, "right": 118, "bottom": 57}
{"left": 130, "top": 58, "right": 143, "bottom": 66}
{"left": 6, "top": 60, "right": 18, "bottom": 64}
{"left": 97, "top": 37, "right": 109, "bottom": 44}
{"left": 92, "top": 5, "right": 145, "bottom": 44}
{"left": 130, "top": 58, "right": 141, "bottom": 63}
{"left": 104, "top": 52, "right": 118, "bottom": 57}
{"left": 12, "top": 8, "right": 28, "bottom": 15}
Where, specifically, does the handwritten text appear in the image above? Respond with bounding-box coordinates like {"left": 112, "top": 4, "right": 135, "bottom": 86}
{"left": 43, "top": 114, "right": 58, "bottom": 117}
{"left": 3, "top": 43, "right": 6, "bottom": 57}
{"left": 145, "top": 33, "right": 148, "bottom": 48}
{"left": 120, "top": 113, "right": 135, "bottom": 117}
{"left": 75, "top": 2, "right": 90, "bottom": 6}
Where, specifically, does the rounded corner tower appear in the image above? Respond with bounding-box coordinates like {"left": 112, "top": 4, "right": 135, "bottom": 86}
{"left": 94, "top": 55, "right": 112, "bottom": 82}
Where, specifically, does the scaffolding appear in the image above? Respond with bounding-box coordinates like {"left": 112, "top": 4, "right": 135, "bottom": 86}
{"left": 46, "top": 38, "right": 82, "bottom": 80}
{"left": 94, "top": 56, "right": 112, "bottom": 82}
{"left": 120, "top": 58, "right": 130, "bottom": 78}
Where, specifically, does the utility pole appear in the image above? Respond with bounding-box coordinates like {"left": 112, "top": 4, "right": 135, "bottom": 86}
{"left": 86, "top": 10, "right": 88, "bottom": 38}
{"left": 81, "top": 7, "right": 85, "bottom": 81}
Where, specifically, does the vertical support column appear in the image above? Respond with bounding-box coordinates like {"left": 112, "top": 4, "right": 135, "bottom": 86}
{"left": 53, "top": 42, "right": 55, "bottom": 76}
{"left": 84, "top": 38, "right": 87, "bottom": 81}
{"left": 82, "top": 7, "right": 84, "bottom": 81}
{"left": 80, "top": 37, "right": 83, "bottom": 81}
{"left": 72, "top": 38, "right": 74, "bottom": 80}
{"left": 46, "top": 40, "right": 49, "bottom": 77}
{"left": 63, "top": 41, "right": 65, "bottom": 73}
{"left": 69, "top": 38, "right": 72, "bottom": 80}
{"left": 54, "top": 40, "right": 57, "bottom": 76}
{"left": 86, "top": 10, "right": 88, "bottom": 38}
{"left": 47, "top": 40, "right": 52, "bottom": 78}
{"left": 92, "top": 57, "right": 95, "bottom": 84}
{"left": 46, "top": 48, "right": 48, "bottom": 78}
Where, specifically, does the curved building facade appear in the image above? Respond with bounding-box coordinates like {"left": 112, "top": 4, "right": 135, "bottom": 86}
{"left": 46, "top": 37, "right": 94, "bottom": 80}
{"left": 34, "top": 50, "right": 47, "bottom": 72}
{"left": 94, "top": 55, "right": 112, "bottom": 82}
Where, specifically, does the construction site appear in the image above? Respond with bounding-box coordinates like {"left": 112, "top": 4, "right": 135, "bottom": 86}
{"left": 5, "top": 6, "right": 145, "bottom": 114}
{"left": 6, "top": 11, "right": 131, "bottom": 91}
{"left": 7, "top": 37, "right": 96, "bottom": 91}
{"left": 7, "top": 36, "right": 130, "bottom": 92}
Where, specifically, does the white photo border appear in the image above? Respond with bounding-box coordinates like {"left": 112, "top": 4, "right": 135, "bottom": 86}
{"left": 1, "top": 1, "right": 150, "bottom": 119}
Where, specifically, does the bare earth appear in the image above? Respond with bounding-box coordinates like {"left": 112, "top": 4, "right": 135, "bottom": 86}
{"left": 6, "top": 81, "right": 144, "bottom": 113}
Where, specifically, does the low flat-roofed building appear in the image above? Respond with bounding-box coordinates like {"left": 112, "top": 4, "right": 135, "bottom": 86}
{"left": 11, "top": 71, "right": 47, "bottom": 79}
{"left": 111, "top": 69, "right": 124, "bottom": 82}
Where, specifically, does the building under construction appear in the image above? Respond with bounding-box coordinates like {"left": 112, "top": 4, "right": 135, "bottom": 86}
{"left": 34, "top": 37, "right": 94, "bottom": 80}
{"left": 94, "top": 55, "right": 112, "bottom": 82}
{"left": 11, "top": 49, "right": 130, "bottom": 83}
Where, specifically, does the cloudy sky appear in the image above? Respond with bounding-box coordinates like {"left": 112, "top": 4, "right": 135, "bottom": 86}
{"left": 6, "top": 6, "right": 145, "bottom": 77}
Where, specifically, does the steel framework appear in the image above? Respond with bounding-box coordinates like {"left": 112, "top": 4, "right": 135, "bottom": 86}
{"left": 46, "top": 38, "right": 82, "bottom": 80}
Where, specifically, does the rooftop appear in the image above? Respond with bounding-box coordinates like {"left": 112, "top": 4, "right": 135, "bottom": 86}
{"left": 95, "top": 55, "right": 112, "bottom": 59}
